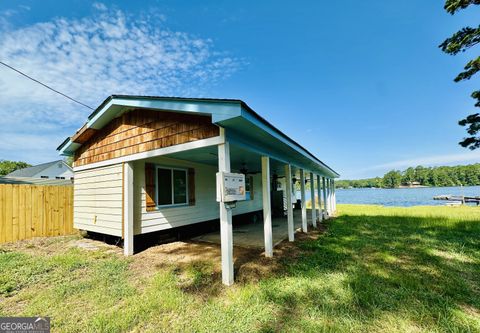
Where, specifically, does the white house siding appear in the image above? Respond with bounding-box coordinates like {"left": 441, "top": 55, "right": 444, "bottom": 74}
{"left": 133, "top": 156, "right": 263, "bottom": 235}
{"left": 74, "top": 163, "right": 123, "bottom": 236}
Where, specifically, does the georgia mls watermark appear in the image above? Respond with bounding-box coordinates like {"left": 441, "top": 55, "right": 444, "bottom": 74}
{"left": 0, "top": 317, "right": 50, "bottom": 333}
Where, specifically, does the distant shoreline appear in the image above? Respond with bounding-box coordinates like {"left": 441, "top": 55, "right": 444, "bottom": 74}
{"left": 338, "top": 185, "right": 476, "bottom": 190}
{"left": 398, "top": 185, "right": 429, "bottom": 189}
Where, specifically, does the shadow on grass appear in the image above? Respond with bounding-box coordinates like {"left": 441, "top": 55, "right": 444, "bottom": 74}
{"left": 101, "top": 210, "right": 480, "bottom": 331}
{"left": 257, "top": 214, "right": 480, "bottom": 331}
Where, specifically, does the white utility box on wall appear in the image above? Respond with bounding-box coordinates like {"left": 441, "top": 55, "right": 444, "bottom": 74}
{"left": 216, "top": 172, "right": 246, "bottom": 202}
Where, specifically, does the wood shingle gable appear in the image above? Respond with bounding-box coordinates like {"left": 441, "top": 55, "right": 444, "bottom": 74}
{"left": 73, "top": 109, "right": 220, "bottom": 167}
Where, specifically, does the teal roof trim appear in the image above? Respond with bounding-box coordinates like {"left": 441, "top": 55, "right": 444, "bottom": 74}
{"left": 57, "top": 95, "right": 339, "bottom": 177}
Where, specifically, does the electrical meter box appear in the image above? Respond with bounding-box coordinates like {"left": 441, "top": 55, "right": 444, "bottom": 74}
{"left": 216, "top": 172, "right": 246, "bottom": 202}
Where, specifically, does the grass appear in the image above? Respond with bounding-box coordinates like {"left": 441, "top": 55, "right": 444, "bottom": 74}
{"left": 1, "top": 204, "right": 480, "bottom": 332}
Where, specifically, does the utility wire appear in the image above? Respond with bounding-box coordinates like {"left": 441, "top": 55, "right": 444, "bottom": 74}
{"left": 0, "top": 61, "right": 95, "bottom": 110}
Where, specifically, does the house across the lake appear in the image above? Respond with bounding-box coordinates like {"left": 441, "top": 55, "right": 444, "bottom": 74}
{"left": 57, "top": 95, "right": 339, "bottom": 285}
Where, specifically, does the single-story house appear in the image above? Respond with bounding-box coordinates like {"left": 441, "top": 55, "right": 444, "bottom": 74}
{"left": 6, "top": 160, "right": 73, "bottom": 180}
{"left": 57, "top": 95, "right": 339, "bottom": 285}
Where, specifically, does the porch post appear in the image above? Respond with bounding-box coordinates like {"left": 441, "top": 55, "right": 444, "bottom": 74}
{"left": 331, "top": 178, "right": 337, "bottom": 213}
{"left": 123, "top": 162, "right": 134, "bottom": 256}
{"left": 332, "top": 179, "right": 337, "bottom": 214}
{"left": 330, "top": 179, "right": 334, "bottom": 214}
{"left": 300, "top": 169, "right": 307, "bottom": 232}
{"left": 327, "top": 178, "right": 332, "bottom": 215}
{"left": 285, "top": 164, "right": 294, "bottom": 242}
{"left": 317, "top": 174, "right": 323, "bottom": 222}
{"left": 322, "top": 176, "right": 328, "bottom": 219}
{"left": 310, "top": 172, "right": 317, "bottom": 228}
{"left": 262, "top": 156, "right": 273, "bottom": 257}
{"left": 218, "top": 140, "right": 234, "bottom": 286}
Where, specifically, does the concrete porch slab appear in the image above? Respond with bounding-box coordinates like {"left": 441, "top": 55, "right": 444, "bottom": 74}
{"left": 193, "top": 209, "right": 317, "bottom": 249}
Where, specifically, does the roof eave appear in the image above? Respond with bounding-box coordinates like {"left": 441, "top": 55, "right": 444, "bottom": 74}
{"left": 57, "top": 95, "right": 340, "bottom": 177}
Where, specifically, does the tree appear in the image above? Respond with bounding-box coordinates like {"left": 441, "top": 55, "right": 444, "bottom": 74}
{"left": 64, "top": 156, "right": 74, "bottom": 167}
{"left": 338, "top": 163, "right": 480, "bottom": 188}
{"left": 382, "top": 170, "right": 402, "bottom": 188}
{"left": 402, "top": 167, "right": 416, "bottom": 184}
{"left": 0, "top": 160, "right": 31, "bottom": 176}
{"left": 440, "top": 0, "right": 480, "bottom": 149}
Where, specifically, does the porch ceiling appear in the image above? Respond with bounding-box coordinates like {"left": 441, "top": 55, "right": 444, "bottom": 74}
{"left": 218, "top": 116, "right": 336, "bottom": 177}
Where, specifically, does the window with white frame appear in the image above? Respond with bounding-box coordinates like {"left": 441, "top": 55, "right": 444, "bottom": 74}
{"left": 156, "top": 166, "right": 188, "bottom": 207}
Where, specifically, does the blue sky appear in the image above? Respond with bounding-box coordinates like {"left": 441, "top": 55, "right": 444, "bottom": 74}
{"left": 0, "top": 1, "right": 479, "bottom": 179}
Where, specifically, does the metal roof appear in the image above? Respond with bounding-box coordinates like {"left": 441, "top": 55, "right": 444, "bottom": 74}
{"left": 0, "top": 176, "right": 73, "bottom": 186}
{"left": 6, "top": 160, "right": 71, "bottom": 177}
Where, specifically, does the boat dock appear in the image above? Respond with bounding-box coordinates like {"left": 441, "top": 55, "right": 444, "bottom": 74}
{"left": 433, "top": 195, "right": 480, "bottom": 205}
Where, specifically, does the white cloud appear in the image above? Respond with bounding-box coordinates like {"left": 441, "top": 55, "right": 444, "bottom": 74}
{"left": 92, "top": 2, "right": 107, "bottom": 11}
{"left": 0, "top": 8, "right": 240, "bottom": 164}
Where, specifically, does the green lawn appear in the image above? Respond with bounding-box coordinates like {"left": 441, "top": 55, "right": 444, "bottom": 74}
{"left": 1, "top": 205, "right": 480, "bottom": 332}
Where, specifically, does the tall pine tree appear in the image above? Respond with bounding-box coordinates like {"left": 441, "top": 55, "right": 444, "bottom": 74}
{"left": 439, "top": 0, "right": 480, "bottom": 149}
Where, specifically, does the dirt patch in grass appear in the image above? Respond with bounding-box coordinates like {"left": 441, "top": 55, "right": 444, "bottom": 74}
{"left": 0, "top": 223, "right": 325, "bottom": 303}
{"left": 128, "top": 226, "right": 324, "bottom": 298}
{"left": 1, "top": 235, "right": 81, "bottom": 255}
{"left": 0, "top": 235, "right": 123, "bottom": 257}
{"left": 1, "top": 223, "right": 325, "bottom": 282}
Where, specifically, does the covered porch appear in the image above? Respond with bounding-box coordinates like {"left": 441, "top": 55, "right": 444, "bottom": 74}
{"left": 147, "top": 126, "right": 338, "bottom": 285}
{"left": 193, "top": 209, "right": 315, "bottom": 249}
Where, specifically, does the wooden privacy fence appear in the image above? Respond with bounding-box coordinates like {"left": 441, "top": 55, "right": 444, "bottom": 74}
{"left": 0, "top": 184, "right": 74, "bottom": 244}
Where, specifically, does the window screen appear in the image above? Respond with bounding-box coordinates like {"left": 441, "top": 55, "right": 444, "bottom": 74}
{"left": 157, "top": 168, "right": 172, "bottom": 205}
{"left": 173, "top": 170, "right": 187, "bottom": 204}
{"left": 156, "top": 167, "right": 188, "bottom": 206}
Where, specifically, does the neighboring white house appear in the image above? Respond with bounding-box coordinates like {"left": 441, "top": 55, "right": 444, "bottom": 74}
{"left": 57, "top": 95, "right": 339, "bottom": 285}
{"left": 6, "top": 160, "right": 73, "bottom": 179}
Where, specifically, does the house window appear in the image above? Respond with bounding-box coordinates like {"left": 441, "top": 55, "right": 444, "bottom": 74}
{"left": 40, "top": 176, "right": 49, "bottom": 179}
{"left": 56, "top": 177, "right": 65, "bottom": 179}
{"left": 156, "top": 166, "right": 188, "bottom": 207}
{"left": 245, "top": 176, "right": 253, "bottom": 200}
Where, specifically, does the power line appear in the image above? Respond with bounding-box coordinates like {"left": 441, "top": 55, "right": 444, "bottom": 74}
{"left": 0, "top": 61, "right": 95, "bottom": 110}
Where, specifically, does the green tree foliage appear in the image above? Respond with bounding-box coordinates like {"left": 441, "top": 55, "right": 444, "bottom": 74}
{"left": 0, "top": 160, "right": 31, "bottom": 176}
{"left": 64, "top": 156, "right": 74, "bottom": 167}
{"left": 336, "top": 177, "right": 382, "bottom": 189}
{"left": 382, "top": 170, "right": 402, "bottom": 188}
{"left": 440, "top": 0, "right": 480, "bottom": 149}
{"left": 337, "top": 163, "right": 480, "bottom": 189}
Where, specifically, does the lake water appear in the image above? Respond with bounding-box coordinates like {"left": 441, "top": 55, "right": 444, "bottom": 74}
{"left": 336, "top": 186, "right": 480, "bottom": 207}
{"left": 297, "top": 186, "right": 480, "bottom": 207}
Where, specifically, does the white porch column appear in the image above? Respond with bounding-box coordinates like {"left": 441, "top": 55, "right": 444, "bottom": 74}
{"left": 332, "top": 178, "right": 337, "bottom": 213}
{"left": 327, "top": 179, "right": 332, "bottom": 215}
{"left": 309, "top": 172, "right": 317, "bottom": 228}
{"left": 317, "top": 174, "right": 323, "bottom": 222}
{"left": 218, "top": 141, "right": 234, "bottom": 286}
{"left": 322, "top": 176, "right": 329, "bottom": 219}
{"left": 285, "top": 164, "right": 294, "bottom": 242}
{"left": 300, "top": 169, "right": 307, "bottom": 232}
{"left": 262, "top": 156, "right": 273, "bottom": 257}
{"left": 123, "top": 162, "right": 134, "bottom": 256}
{"left": 330, "top": 179, "right": 334, "bottom": 214}
{"left": 332, "top": 179, "right": 337, "bottom": 214}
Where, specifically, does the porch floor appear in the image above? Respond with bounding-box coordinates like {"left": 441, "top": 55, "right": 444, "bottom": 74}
{"left": 193, "top": 209, "right": 319, "bottom": 249}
